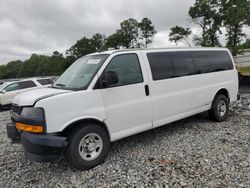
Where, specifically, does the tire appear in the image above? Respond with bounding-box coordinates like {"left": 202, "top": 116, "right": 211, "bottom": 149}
{"left": 209, "top": 94, "right": 229, "bottom": 122}
{"left": 66, "top": 123, "right": 110, "bottom": 170}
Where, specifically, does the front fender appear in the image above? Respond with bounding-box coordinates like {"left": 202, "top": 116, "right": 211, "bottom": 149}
{"left": 59, "top": 115, "right": 106, "bottom": 132}
{"left": 35, "top": 90, "right": 106, "bottom": 133}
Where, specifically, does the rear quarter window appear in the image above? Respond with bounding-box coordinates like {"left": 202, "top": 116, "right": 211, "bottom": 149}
{"left": 191, "top": 51, "right": 234, "bottom": 73}
{"left": 19, "top": 81, "right": 37, "bottom": 89}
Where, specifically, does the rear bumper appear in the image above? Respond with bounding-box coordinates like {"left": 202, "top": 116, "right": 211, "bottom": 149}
{"left": 6, "top": 122, "right": 67, "bottom": 162}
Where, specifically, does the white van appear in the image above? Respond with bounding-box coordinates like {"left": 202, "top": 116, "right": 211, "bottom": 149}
{"left": 6, "top": 48, "right": 238, "bottom": 169}
{"left": 0, "top": 78, "right": 53, "bottom": 110}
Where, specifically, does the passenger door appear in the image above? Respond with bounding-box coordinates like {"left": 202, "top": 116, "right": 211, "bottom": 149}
{"left": 98, "top": 53, "right": 152, "bottom": 140}
{"left": 144, "top": 51, "right": 197, "bottom": 127}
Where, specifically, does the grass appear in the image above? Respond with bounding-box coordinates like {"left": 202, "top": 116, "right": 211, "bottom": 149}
{"left": 238, "top": 66, "right": 250, "bottom": 75}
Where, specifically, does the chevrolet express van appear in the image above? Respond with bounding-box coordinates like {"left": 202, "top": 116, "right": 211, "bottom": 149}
{"left": 6, "top": 48, "right": 238, "bottom": 169}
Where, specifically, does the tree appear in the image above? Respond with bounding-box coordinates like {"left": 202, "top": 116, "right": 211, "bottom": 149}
{"left": 0, "top": 65, "right": 10, "bottom": 79}
{"left": 5, "top": 60, "right": 23, "bottom": 78}
{"left": 21, "top": 54, "right": 50, "bottom": 77}
{"left": 91, "top": 33, "right": 107, "bottom": 51}
{"left": 49, "top": 51, "right": 67, "bottom": 75}
{"left": 169, "top": 26, "right": 192, "bottom": 47}
{"left": 189, "top": 0, "right": 222, "bottom": 47}
{"left": 139, "top": 18, "right": 157, "bottom": 48}
{"left": 66, "top": 37, "right": 96, "bottom": 59}
{"left": 241, "top": 38, "right": 250, "bottom": 49}
{"left": 66, "top": 34, "right": 107, "bottom": 59}
{"left": 106, "top": 33, "right": 123, "bottom": 49}
{"left": 220, "top": 0, "right": 250, "bottom": 55}
{"left": 117, "top": 18, "right": 140, "bottom": 48}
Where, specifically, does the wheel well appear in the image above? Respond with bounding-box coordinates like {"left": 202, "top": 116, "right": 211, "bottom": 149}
{"left": 215, "top": 88, "right": 229, "bottom": 99}
{"left": 61, "top": 118, "right": 110, "bottom": 140}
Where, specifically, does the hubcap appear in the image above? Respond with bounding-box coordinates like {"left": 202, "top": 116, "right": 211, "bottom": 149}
{"left": 78, "top": 133, "right": 103, "bottom": 161}
{"left": 217, "top": 100, "right": 227, "bottom": 117}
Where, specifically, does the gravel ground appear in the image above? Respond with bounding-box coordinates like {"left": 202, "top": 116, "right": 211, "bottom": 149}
{"left": 0, "top": 109, "right": 249, "bottom": 187}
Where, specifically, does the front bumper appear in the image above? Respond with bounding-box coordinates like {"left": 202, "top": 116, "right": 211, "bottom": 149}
{"left": 6, "top": 122, "right": 67, "bottom": 162}
{"left": 237, "top": 94, "right": 241, "bottom": 100}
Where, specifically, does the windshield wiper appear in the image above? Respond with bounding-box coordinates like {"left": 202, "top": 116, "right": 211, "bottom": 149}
{"left": 52, "top": 83, "right": 67, "bottom": 89}
{"left": 55, "top": 83, "right": 66, "bottom": 87}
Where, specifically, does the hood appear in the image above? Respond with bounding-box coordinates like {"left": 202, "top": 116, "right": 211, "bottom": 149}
{"left": 13, "top": 87, "right": 71, "bottom": 106}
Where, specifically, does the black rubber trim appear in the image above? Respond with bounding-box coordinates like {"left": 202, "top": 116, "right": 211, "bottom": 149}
{"left": 21, "top": 132, "right": 67, "bottom": 162}
{"left": 0, "top": 103, "right": 12, "bottom": 111}
{"left": 6, "top": 122, "right": 21, "bottom": 144}
{"left": 24, "top": 152, "right": 63, "bottom": 162}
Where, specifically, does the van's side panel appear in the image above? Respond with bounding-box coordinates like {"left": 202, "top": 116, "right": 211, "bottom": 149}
{"left": 146, "top": 72, "right": 205, "bottom": 127}
{"left": 190, "top": 70, "right": 238, "bottom": 110}
{"left": 142, "top": 49, "right": 238, "bottom": 128}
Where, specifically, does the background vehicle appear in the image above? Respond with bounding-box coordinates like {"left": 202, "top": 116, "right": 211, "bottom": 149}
{"left": 6, "top": 48, "right": 238, "bottom": 170}
{"left": 0, "top": 77, "right": 53, "bottom": 110}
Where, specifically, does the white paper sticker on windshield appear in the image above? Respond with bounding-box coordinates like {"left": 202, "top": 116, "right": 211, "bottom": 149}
{"left": 87, "top": 59, "right": 101, "bottom": 64}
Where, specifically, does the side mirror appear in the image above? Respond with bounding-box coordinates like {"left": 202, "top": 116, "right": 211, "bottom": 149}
{"left": 102, "top": 70, "right": 119, "bottom": 87}
{"left": 1, "top": 90, "right": 6, "bottom": 94}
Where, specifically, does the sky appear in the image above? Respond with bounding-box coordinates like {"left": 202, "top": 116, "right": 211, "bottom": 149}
{"left": 1, "top": 0, "right": 248, "bottom": 65}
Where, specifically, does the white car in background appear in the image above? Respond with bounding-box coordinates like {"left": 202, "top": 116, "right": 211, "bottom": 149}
{"left": 0, "top": 77, "right": 53, "bottom": 110}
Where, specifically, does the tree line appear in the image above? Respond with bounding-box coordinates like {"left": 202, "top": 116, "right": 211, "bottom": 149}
{"left": 1, "top": 0, "right": 250, "bottom": 79}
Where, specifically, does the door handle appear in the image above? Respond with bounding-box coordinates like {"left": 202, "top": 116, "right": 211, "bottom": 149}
{"left": 145, "top": 85, "right": 150, "bottom": 96}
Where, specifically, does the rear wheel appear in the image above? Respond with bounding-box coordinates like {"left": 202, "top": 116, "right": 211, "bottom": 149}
{"left": 66, "top": 124, "right": 110, "bottom": 170}
{"left": 209, "top": 94, "right": 229, "bottom": 122}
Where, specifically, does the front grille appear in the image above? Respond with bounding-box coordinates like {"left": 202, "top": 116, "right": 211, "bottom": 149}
{"left": 11, "top": 104, "right": 21, "bottom": 115}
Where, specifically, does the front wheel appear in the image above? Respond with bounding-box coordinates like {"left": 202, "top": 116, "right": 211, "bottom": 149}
{"left": 209, "top": 94, "right": 229, "bottom": 122}
{"left": 66, "top": 124, "right": 110, "bottom": 170}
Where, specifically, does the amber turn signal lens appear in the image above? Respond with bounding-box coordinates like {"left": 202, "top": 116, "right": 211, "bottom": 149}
{"left": 16, "top": 122, "right": 44, "bottom": 133}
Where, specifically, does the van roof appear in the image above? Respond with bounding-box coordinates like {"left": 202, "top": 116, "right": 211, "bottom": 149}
{"left": 90, "top": 47, "right": 229, "bottom": 55}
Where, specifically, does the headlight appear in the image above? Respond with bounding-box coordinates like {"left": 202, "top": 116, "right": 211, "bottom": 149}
{"left": 20, "top": 107, "right": 45, "bottom": 121}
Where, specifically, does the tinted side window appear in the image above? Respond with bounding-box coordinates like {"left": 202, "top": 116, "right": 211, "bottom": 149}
{"left": 19, "top": 81, "right": 37, "bottom": 89}
{"left": 147, "top": 52, "right": 174, "bottom": 80}
{"left": 104, "top": 54, "right": 143, "bottom": 87}
{"left": 37, "top": 79, "right": 53, "bottom": 85}
{"left": 5, "top": 83, "right": 20, "bottom": 92}
{"left": 170, "top": 52, "right": 195, "bottom": 77}
{"left": 192, "top": 51, "right": 233, "bottom": 73}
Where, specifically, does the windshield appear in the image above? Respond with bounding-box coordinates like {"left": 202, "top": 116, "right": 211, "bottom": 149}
{"left": 53, "top": 54, "right": 109, "bottom": 90}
